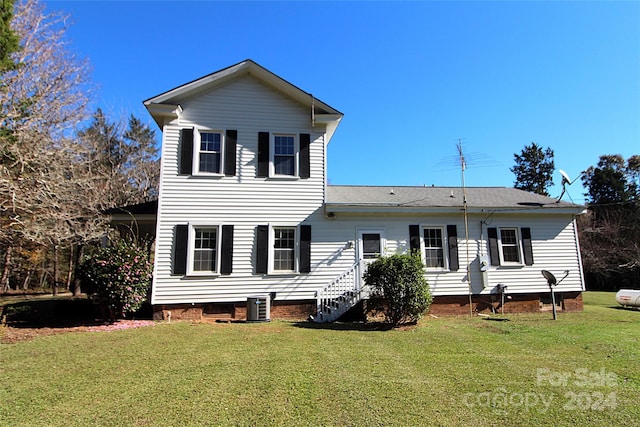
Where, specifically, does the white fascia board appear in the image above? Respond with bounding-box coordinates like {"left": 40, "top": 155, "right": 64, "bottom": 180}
{"left": 145, "top": 103, "right": 182, "bottom": 128}
{"left": 324, "top": 204, "right": 586, "bottom": 216}
{"left": 144, "top": 61, "right": 250, "bottom": 105}
{"left": 109, "top": 214, "right": 157, "bottom": 222}
{"left": 314, "top": 114, "right": 343, "bottom": 143}
{"left": 325, "top": 204, "right": 464, "bottom": 215}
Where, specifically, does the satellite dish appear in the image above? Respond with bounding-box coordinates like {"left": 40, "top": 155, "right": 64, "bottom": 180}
{"left": 557, "top": 169, "right": 584, "bottom": 202}
{"left": 559, "top": 169, "right": 572, "bottom": 185}
{"left": 542, "top": 270, "right": 557, "bottom": 286}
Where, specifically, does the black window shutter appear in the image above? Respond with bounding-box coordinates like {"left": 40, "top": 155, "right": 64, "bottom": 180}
{"left": 300, "top": 225, "right": 311, "bottom": 273}
{"left": 179, "top": 128, "right": 194, "bottom": 175}
{"left": 447, "top": 225, "right": 459, "bottom": 271}
{"left": 488, "top": 227, "right": 500, "bottom": 266}
{"left": 256, "top": 225, "right": 269, "bottom": 274}
{"left": 521, "top": 227, "right": 534, "bottom": 266}
{"left": 299, "top": 133, "right": 311, "bottom": 179}
{"left": 220, "top": 225, "right": 234, "bottom": 274}
{"left": 224, "top": 130, "right": 237, "bottom": 177}
{"left": 409, "top": 225, "right": 420, "bottom": 254}
{"left": 257, "top": 132, "right": 269, "bottom": 178}
{"left": 173, "top": 224, "right": 189, "bottom": 275}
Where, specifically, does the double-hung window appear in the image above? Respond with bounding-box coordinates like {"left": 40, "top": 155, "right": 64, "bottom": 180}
{"left": 273, "top": 227, "right": 296, "bottom": 272}
{"left": 273, "top": 134, "right": 296, "bottom": 176}
{"left": 192, "top": 227, "right": 218, "bottom": 272}
{"left": 197, "top": 131, "right": 223, "bottom": 174}
{"left": 255, "top": 224, "right": 312, "bottom": 275}
{"left": 257, "top": 132, "right": 310, "bottom": 179}
{"left": 499, "top": 228, "right": 521, "bottom": 264}
{"left": 179, "top": 128, "right": 237, "bottom": 176}
{"left": 172, "top": 224, "right": 234, "bottom": 276}
{"left": 409, "top": 224, "right": 459, "bottom": 271}
{"left": 487, "top": 226, "right": 533, "bottom": 266}
{"left": 423, "top": 227, "right": 445, "bottom": 268}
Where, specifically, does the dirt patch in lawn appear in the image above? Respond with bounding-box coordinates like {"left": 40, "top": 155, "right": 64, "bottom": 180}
{"left": 0, "top": 319, "right": 155, "bottom": 344}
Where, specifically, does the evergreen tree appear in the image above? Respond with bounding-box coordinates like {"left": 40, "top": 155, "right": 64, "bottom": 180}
{"left": 0, "top": 0, "right": 20, "bottom": 71}
{"left": 581, "top": 154, "right": 637, "bottom": 205}
{"left": 511, "top": 142, "right": 555, "bottom": 196}
{"left": 78, "top": 109, "right": 159, "bottom": 209}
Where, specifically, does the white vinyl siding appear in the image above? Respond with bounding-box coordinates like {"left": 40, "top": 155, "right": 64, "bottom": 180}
{"left": 151, "top": 76, "right": 328, "bottom": 303}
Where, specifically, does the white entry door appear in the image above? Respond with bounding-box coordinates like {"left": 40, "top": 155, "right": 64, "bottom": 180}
{"left": 357, "top": 228, "right": 386, "bottom": 279}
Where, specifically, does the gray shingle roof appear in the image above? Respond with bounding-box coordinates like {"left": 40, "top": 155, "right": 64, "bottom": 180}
{"left": 326, "top": 185, "right": 582, "bottom": 210}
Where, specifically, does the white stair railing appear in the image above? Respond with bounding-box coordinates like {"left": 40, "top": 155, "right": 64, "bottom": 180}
{"left": 313, "top": 262, "right": 367, "bottom": 323}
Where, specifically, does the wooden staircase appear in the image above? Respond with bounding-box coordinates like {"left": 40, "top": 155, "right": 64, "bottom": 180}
{"left": 312, "top": 262, "right": 367, "bottom": 323}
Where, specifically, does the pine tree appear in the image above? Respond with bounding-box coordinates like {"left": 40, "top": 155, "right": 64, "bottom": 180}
{"left": 0, "top": 0, "right": 20, "bottom": 71}
{"left": 511, "top": 142, "right": 555, "bottom": 196}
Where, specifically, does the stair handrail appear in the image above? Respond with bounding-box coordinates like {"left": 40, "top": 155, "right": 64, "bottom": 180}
{"left": 315, "top": 261, "right": 366, "bottom": 322}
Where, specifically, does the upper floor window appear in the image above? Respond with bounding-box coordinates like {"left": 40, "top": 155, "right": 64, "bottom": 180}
{"left": 258, "top": 132, "right": 311, "bottom": 179}
{"left": 197, "top": 131, "right": 223, "bottom": 174}
{"left": 273, "top": 135, "right": 296, "bottom": 176}
{"left": 179, "top": 128, "right": 237, "bottom": 177}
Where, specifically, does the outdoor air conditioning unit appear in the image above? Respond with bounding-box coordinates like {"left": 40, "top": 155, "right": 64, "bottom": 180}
{"left": 247, "top": 295, "right": 271, "bottom": 322}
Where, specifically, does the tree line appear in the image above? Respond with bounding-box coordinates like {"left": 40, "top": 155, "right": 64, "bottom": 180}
{"left": 0, "top": 0, "right": 158, "bottom": 295}
{"left": 512, "top": 143, "right": 639, "bottom": 290}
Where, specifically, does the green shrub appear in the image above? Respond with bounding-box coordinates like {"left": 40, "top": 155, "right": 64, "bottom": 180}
{"left": 78, "top": 239, "right": 152, "bottom": 319}
{"left": 363, "top": 253, "right": 432, "bottom": 327}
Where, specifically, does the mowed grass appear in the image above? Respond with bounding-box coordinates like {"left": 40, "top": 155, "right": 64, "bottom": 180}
{"left": 1, "top": 292, "right": 638, "bottom": 426}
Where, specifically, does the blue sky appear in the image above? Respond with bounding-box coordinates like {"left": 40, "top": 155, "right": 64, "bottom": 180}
{"left": 46, "top": 1, "right": 639, "bottom": 203}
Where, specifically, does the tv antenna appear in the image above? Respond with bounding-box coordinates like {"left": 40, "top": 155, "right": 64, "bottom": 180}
{"left": 457, "top": 140, "right": 473, "bottom": 317}
{"left": 557, "top": 169, "right": 584, "bottom": 202}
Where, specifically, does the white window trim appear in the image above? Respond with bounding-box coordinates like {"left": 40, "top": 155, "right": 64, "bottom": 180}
{"left": 269, "top": 133, "right": 299, "bottom": 178}
{"left": 268, "top": 224, "right": 299, "bottom": 275}
{"left": 497, "top": 227, "right": 524, "bottom": 266}
{"left": 194, "top": 128, "right": 225, "bottom": 176}
{"left": 186, "top": 224, "right": 222, "bottom": 276}
{"left": 419, "top": 225, "right": 449, "bottom": 271}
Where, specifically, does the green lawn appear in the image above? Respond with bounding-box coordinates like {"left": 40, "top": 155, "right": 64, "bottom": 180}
{"left": 1, "top": 292, "right": 638, "bottom": 426}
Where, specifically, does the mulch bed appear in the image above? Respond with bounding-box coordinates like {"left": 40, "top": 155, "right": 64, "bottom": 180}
{"left": 0, "top": 320, "right": 155, "bottom": 344}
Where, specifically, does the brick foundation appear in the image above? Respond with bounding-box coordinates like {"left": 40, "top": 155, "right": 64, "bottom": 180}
{"left": 429, "top": 292, "right": 584, "bottom": 316}
{"left": 152, "top": 299, "right": 317, "bottom": 322}
{"left": 152, "top": 292, "right": 584, "bottom": 321}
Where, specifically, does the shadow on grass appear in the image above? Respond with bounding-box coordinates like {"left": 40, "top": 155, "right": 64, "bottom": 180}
{"left": 291, "top": 321, "right": 396, "bottom": 331}
{"left": 609, "top": 305, "right": 640, "bottom": 312}
{"left": 1, "top": 297, "right": 151, "bottom": 329}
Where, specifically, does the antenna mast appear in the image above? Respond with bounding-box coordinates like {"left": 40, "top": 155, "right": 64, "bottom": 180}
{"left": 457, "top": 140, "right": 473, "bottom": 317}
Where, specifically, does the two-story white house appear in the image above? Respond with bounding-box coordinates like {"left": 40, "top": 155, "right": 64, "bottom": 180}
{"left": 141, "top": 59, "right": 585, "bottom": 322}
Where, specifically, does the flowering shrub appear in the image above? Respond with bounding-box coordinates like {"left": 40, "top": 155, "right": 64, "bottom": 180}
{"left": 79, "top": 239, "right": 153, "bottom": 319}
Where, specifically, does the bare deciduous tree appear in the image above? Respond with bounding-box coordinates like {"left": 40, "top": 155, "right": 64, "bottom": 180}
{"left": 0, "top": 0, "right": 106, "bottom": 294}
